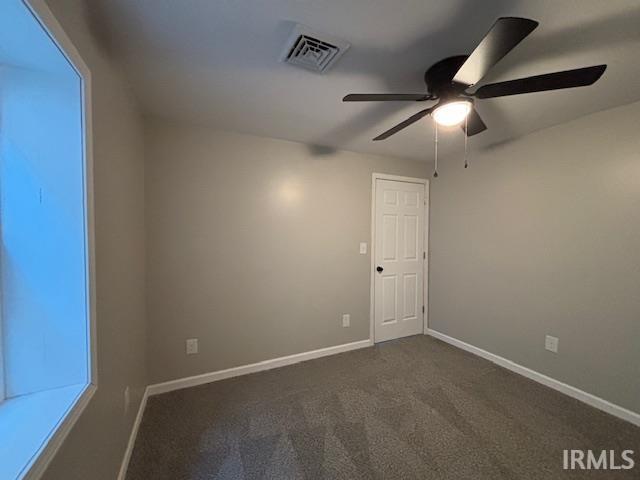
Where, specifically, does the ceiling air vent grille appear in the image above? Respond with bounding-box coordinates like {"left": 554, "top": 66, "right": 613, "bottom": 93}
{"left": 280, "top": 24, "right": 349, "bottom": 73}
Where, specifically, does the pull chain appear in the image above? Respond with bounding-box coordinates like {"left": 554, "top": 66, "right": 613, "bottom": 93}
{"left": 433, "top": 122, "right": 439, "bottom": 178}
{"left": 464, "top": 114, "right": 469, "bottom": 169}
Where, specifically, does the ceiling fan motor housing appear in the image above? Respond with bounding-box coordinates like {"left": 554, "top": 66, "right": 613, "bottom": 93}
{"left": 424, "top": 55, "right": 469, "bottom": 99}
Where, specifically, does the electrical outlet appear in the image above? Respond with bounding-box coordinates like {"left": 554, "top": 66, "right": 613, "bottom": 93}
{"left": 342, "top": 314, "right": 350, "bottom": 327}
{"left": 124, "top": 386, "right": 131, "bottom": 415}
{"left": 359, "top": 242, "right": 367, "bottom": 254}
{"left": 545, "top": 335, "right": 559, "bottom": 353}
{"left": 186, "top": 338, "right": 199, "bottom": 355}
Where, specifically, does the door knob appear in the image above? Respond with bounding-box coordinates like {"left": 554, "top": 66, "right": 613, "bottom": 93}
{"left": 376, "top": 266, "right": 384, "bottom": 272}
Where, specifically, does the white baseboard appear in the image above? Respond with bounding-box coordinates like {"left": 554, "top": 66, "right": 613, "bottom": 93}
{"left": 117, "top": 387, "right": 149, "bottom": 480}
{"left": 427, "top": 329, "right": 640, "bottom": 427}
{"left": 147, "top": 338, "right": 373, "bottom": 397}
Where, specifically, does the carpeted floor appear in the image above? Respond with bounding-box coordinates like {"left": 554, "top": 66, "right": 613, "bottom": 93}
{"left": 127, "top": 335, "right": 640, "bottom": 479}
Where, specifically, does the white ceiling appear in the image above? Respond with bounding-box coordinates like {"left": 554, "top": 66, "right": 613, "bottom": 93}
{"left": 88, "top": 0, "right": 640, "bottom": 161}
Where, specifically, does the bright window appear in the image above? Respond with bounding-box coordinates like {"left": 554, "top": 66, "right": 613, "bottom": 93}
{"left": 0, "top": 1, "right": 95, "bottom": 478}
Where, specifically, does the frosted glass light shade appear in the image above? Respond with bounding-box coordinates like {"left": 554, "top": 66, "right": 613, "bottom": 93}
{"left": 432, "top": 100, "right": 472, "bottom": 127}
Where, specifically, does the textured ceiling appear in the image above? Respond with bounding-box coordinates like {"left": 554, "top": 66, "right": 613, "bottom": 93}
{"left": 87, "top": 0, "right": 640, "bottom": 161}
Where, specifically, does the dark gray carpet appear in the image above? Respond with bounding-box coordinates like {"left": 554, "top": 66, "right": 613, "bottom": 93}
{"left": 127, "top": 335, "right": 639, "bottom": 479}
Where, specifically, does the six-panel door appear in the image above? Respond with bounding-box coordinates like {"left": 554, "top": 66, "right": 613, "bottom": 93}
{"left": 374, "top": 179, "right": 425, "bottom": 342}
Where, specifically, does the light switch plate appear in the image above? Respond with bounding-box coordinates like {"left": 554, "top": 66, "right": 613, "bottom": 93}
{"left": 186, "top": 338, "right": 199, "bottom": 355}
{"left": 545, "top": 335, "right": 559, "bottom": 353}
{"left": 359, "top": 242, "right": 367, "bottom": 254}
{"left": 342, "top": 314, "right": 350, "bottom": 327}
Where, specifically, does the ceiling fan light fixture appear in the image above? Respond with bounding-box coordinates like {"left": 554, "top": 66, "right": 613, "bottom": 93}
{"left": 432, "top": 100, "right": 472, "bottom": 127}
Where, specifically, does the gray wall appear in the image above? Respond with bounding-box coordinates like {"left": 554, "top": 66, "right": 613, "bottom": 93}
{"left": 145, "top": 120, "right": 427, "bottom": 384}
{"left": 42, "top": 1, "right": 147, "bottom": 479}
{"left": 429, "top": 101, "right": 640, "bottom": 414}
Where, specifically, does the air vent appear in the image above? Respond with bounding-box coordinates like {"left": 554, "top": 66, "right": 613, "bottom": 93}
{"left": 280, "top": 24, "right": 349, "bottom": 73}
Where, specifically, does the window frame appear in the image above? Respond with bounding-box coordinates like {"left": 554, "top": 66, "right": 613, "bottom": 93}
{"left": 1, "top": 1, "right": 98, "bottom": 478}
{"left": 0, "top": 274, "right": 4, "bottom": 403}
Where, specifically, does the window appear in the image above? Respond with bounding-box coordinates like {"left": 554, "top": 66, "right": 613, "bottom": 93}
{"left": 0, "top": 1, "right": 96, "bottom": 479}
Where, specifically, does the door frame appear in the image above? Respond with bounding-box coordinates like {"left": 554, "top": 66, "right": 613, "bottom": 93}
{"left": 370, "top": 173, "right": 429, "bottom": 343}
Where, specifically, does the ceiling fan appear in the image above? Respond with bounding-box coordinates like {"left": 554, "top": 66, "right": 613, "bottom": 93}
{"left": 343, "top": 17, "right": 606, "bottom": 141}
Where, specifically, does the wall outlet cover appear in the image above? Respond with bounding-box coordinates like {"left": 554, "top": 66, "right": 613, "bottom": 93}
{"left": 359, "top": 242, "right": 367, "bottom": 254}
{"left": 124, "top": 386, "right": 131, "bottom": 415}
{"left": 342, "top": 314, "right": 350, "bottom": 327}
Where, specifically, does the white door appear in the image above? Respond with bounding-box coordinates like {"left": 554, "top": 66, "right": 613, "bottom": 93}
{"left": 374, "top": 179, "right": 425, "bottom": 342}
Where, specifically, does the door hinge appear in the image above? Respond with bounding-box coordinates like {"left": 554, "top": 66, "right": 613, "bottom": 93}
{"left": 423, "top": 251, "right": 426, "bottom": 259}
{"left": 422, "top": 305, "right": 425, "bottom": 313}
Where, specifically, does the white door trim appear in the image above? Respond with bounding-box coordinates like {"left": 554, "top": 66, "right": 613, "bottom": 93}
{"left": 370, "top": 173, "right": 429, "bottom": 343}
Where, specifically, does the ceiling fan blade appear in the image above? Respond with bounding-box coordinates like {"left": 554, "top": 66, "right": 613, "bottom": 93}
{"left": 473, "top": 65, "right": 607, "bottom": 99}
{"left": 373, "top": 108, "right": 433, "bottom": 141}
{"left": 343, "top": 93, "right": 432, "bottom": 102}
{"left": 453, "top": 17, "right": 538, "bottom": 87}
{"left": 462, "top": 107, "right": 487, "bottom": 136}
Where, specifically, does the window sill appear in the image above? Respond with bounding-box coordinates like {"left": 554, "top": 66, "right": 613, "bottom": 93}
{"left": 0, "top": 382, "right": 96, "bottom": 480}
